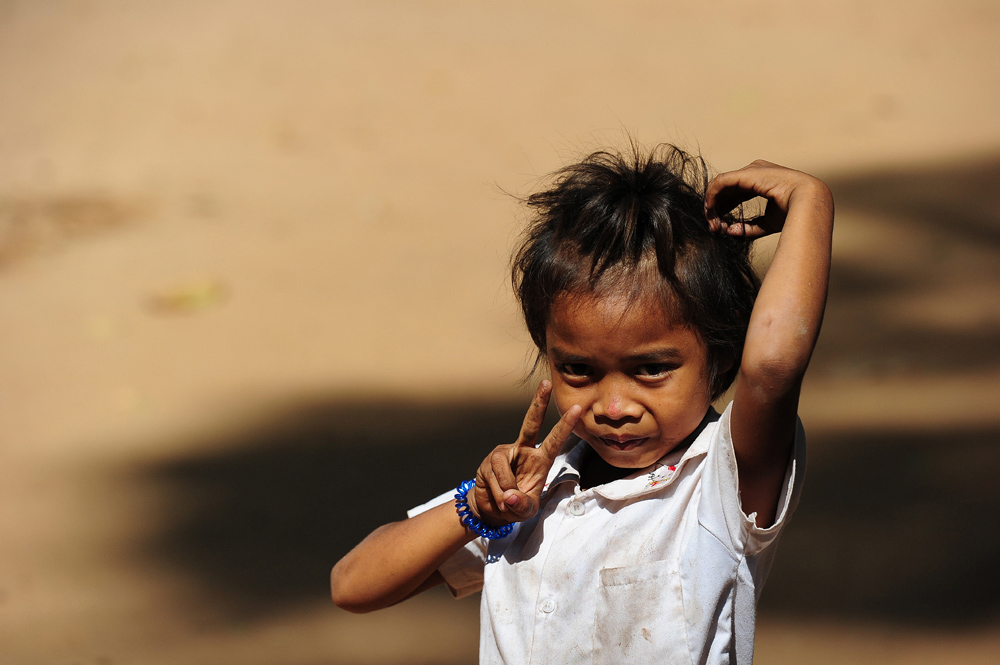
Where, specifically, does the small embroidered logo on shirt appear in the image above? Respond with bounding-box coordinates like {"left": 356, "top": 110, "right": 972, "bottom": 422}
{"left": 646, "top": 464, "right": 677, "bottom": 488}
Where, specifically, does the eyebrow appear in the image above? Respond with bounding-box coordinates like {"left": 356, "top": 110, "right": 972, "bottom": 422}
{"left": 626, "top": 348, "right": 684, "bottom": 362}
{"left": 549, "top": 346, "right": 684, "bottom": 363}
{"left": 547, "top": 347, "right": 588, "bottom": 363}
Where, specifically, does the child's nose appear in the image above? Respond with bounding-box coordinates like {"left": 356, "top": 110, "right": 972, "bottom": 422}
{"left": 594, "top": 383, "right": 639, "bottom": 420}
{"left": 607, "top": 397, "right": 623, "bottom": 418}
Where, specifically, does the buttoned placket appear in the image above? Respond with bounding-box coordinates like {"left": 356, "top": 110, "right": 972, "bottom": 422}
{"left": 529, "top": 479, "right": 594, "bottom": 664}
{"left": 533, "top": 485, "right": 583, "bottom": 619}
{"left": 527, "top": 484, "right": 598, "bottom": 664}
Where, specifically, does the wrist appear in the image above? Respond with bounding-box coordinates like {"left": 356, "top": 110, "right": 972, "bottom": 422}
{"left": 454, "top": 479, "right": 514, "bottom": 540}
{"left": 464, "top": 478, "right": 505, "bottom": 525}
{"left": 465, "top": 481, "right": 482, "bottom": 519}
{"left": 789, "top": 178, "right": 834, "bottom": 217}
{"left": 465, "top": 480, "right": 516, "bottom": 528}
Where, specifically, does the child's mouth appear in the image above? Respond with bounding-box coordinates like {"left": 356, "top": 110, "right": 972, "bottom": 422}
{"left": 598, "top": 436, "right": 648, "bottom": 451}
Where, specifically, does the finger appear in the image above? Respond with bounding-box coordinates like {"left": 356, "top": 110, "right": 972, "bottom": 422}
{"left": 492, "top": 449, "right": 518, "bottom": 490}
{"left": 706, "top": 161, "right": 802, "bottom": 216}
{"left": 476, "top": 449, "right": 517, "bottom": 510}
{"left": 501, "top": 488, "right": 538, "bottom": 520}
{"left": 536, "top": 404, "right": 583, "bottom": 461}
{"left": 706, "top": 167, "right": 753, "bottom": 214}
{"left": 473, "top": 479, "right": 502, "bottom": 519}
{"left": 705, "top": 160, "right": 776, "bottom": 205}
{"left": 488, "top": 449, "right": 518, "bottom": 512}
{"left": 724, "top": 201, "right": 785, "bottom": 239}
{"left": 516, "top": 381, "right": 552, "bottom": 448}
{"left": 706, "top": 183, "right": 765, "bottom": 224}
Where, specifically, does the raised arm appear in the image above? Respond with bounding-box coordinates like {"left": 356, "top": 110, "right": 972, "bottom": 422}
{"left": 705, "top": 160, "right": 834, "bottom": 527}
{"left": 331, "top": 381, "right": 580, "bottom": 612}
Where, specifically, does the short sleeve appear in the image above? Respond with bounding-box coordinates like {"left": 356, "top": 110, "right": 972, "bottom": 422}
{"left": 698, "top": 403, "right": 807, "bottom": 556}
{"left": 408, "top": 490, "right": 488, "bottom": 599}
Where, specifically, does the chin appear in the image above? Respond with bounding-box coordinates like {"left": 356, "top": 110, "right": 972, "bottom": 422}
{"left": 595, "top": 446, "right": 661, "bottom": 470}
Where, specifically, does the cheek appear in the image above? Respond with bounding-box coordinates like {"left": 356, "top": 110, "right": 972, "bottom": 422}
{"left": 548, "top": 376, "right": 593, "bottom": 418}
{"left": 545, "top": 358, "right": 572, "bottom": 414}
{"left": 548, "top": 379, "right": 574, "bottom": 416}
{"left": 693, "top": 362, "right": 715, "bottom": 403}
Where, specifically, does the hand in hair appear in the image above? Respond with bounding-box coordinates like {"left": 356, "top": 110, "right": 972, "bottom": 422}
{"left": 704, "top": 159, "right": 832, "bottom": 239}
{"left": 468, "top": 381, "right": 582, "bottom": 526}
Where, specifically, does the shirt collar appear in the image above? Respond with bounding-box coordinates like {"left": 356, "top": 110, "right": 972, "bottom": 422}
{"left": 541, "top": 407, "right": 721, "bottom": 501}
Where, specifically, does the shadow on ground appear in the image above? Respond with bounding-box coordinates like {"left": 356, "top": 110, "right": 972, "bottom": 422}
{"left": 133, "top": 398, "right": 549, "bottom": 620}
{"left": 133, "top": 154, "right": 1000, "bottom": 625}
{"left": 760, "top": 423, "right": 1000, "bottom": 625}
{"left": 134, "top": 399, "right": 1000, "bottom": 626}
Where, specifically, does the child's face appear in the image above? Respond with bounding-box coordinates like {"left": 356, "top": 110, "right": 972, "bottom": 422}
{"left": 545, "top": 289, "right": 713, "bottom": 469}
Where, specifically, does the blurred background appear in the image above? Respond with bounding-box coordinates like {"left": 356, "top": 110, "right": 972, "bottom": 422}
{"left": 1, "top": 1, "right": 998, "bottom": 663}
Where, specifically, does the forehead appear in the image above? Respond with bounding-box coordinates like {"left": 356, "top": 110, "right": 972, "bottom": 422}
{"left": 546, "top": 289, "right": 702, "bottom": 357}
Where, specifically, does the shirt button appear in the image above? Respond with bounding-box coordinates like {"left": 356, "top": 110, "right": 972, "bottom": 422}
{"left": 568, "top": 501, "right": 585, "bottom": 516}
{"left": 540, "top": 598, "right": 556, "bottom": 613}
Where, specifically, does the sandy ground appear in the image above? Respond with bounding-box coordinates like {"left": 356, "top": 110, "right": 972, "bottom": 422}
{"left": 1, "top": 1, "right": 999, "bottom": 663}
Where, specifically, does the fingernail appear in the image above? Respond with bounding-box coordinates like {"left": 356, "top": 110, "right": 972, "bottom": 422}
{"left": 505, "top": 495, "right": 519, "bottom": 506}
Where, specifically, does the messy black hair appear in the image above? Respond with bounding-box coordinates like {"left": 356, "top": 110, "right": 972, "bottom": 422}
{"left": 511, "top": 144, "right": 760, "bottom": 400}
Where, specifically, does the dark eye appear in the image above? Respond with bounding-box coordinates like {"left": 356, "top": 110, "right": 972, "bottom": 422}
{"left": 557, "top": 363, "right": 592, "bottom": 378}
{"left": 636, "top": 363, "right": 674, "bottom": 379}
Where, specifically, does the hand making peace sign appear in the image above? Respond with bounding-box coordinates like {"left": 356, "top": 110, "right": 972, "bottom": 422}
{"left": 468, "top": 382, "right": 582, "bottom": 526}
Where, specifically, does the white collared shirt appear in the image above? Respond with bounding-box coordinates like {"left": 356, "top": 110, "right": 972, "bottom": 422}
{"left": 408, "top": 404, "right": 806, "bottom": 664}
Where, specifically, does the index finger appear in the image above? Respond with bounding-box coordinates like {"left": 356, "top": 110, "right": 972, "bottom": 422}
{"left": 515, "top": 381, "right": 553, "bottom": 448}
{"left": 706, "top": 160, "right": 806, "bottom": 217}
{"left": 535, "top": 404, "right": 583, "bottom": 461}
{"left": 705, "top": 168, "right": 768, "bottom": 220}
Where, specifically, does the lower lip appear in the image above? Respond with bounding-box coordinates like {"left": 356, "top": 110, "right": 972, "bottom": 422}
{"left": 601, "top": 438, "right": 648, "bottom": 451}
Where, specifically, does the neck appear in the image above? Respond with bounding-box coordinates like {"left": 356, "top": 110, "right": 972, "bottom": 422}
{"left": 579, "top": 450, "right": 633, "bottom": 490}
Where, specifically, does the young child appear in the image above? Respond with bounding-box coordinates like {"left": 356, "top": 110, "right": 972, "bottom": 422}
{"left": 331, "top": 145, "right": 834, "bottom": 664}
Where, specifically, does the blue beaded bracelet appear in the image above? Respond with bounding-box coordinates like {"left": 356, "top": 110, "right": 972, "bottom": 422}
{"left": 454, "top": 479, "right": 514, "bottom": 540}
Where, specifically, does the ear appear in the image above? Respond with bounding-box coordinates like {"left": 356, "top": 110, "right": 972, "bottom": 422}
{"left": 708, "top": 351, "right": 737, "bottom": 401}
